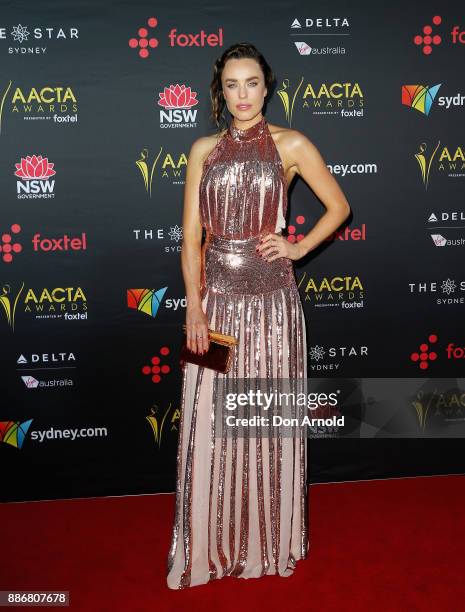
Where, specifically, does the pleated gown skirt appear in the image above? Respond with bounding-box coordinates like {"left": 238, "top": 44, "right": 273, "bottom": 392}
{"left": 167, "top": 232, "right": 309, "bottom": 589}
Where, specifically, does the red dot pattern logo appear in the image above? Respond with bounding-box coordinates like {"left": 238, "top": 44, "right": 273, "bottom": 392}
{"left": 142, "top": 346, "right": 171, "bottom": 383}
{"left": 0, "top": 224, "right": 22, "bottom": 263}
{"left": 129, "top": 17, "right": 159, "bottom": 59}
{"left": 413, "top": 15, "right": 442, "bottom": 55}
{"left": 287, "top": 215, "right": 306, "bottom": 243}
{"left": 410, "top": 334, "right": 438, "bottom": 370}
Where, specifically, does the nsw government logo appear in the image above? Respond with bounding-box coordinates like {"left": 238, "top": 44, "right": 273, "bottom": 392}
{"left": 158, "top": 83, "right": 199, "bottom": 128}
{"left": 15, "top": 154, "right": 56, "bottom": 199}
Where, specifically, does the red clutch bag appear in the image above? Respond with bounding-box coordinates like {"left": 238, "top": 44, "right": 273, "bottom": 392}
{"left": 180, "top": 324, "right": 238, "bottom": 374}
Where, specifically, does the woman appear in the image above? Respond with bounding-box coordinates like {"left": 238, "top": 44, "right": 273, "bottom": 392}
{"left": 167, "top": 42, "right": 350, "bottom": 589}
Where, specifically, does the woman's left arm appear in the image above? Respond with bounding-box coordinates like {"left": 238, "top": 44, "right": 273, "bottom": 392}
{"left": 257, "top": 131, "right": 351, "bottom": 262}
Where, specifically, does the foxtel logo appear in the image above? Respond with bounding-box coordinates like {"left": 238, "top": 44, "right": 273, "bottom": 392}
{"left": 128, "top": 16, "right": 223, "bottom": 59}
{"left": 32, "top": 232, "right": 87, "bottom": 252}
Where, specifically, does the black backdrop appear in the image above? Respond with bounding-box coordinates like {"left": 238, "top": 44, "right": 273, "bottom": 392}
{"left": 1, "top": 0, "right": 464, "bottom": 503}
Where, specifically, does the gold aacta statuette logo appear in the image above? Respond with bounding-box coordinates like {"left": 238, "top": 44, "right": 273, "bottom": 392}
{"left": 0, "top": 282, "right": 25, "bottom": 331}
{"left": 411, "top": 390, "right": 430, "bottom": 430}
{"left": 415, "top": 141, "right": 441, "bottom": 189}
{"left": 136, "top": 147, "right": 163, "bottom": 198}
{"left": 277, "top": 77, "right": 304, "bottom": 127}
{"left": 0, "top": 80, "right": 13, "bottom": 136}
{"left": 146, "top": 402, "right": 179, "bottom": 447}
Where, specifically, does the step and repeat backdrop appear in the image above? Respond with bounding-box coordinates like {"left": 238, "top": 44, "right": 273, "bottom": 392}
{"left": 1, "top": 1, "right": 465, "bottom": 502}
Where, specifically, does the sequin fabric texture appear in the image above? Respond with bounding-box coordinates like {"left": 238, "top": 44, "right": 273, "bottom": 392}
{"left": 167, "top": 115, "right": 309, "bottom": 589}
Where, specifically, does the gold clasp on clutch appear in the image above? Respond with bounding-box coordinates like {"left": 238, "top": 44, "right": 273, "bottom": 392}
{"left": 182, "top": 324, "right": 238, "bottom": 346}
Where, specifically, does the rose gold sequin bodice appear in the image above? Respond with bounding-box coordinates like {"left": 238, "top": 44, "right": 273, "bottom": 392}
{"left": 198, "top": 116, "right": 295, "bottom": 297}
{"left": 199, "top": 115, "right": 287, "bottom": 239}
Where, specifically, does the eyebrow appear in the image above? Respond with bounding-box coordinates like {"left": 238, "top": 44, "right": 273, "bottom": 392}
{"left": 224, "top": 76, "right": 261, "bottom": 82}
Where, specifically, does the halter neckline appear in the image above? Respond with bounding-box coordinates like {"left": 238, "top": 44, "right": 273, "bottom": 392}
{"left": 228, "top": 115, "right": 267, "bottom": 142}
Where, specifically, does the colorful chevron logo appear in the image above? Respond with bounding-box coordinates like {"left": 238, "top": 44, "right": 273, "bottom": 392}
{"left": 0, "top": 419, "right": 33, "bottom": 448}
{"left": 401, "top": 84, "right": 441, "bottom": 116}
{"left": 127, "top": 287, "right": 167, "bottom": 318}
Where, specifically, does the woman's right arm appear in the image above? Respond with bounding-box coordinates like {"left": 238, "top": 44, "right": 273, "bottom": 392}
{"left": 181, "top": 137, "right": 211, "bottom": 355}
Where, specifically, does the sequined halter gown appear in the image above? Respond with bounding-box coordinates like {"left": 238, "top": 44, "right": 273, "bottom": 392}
{"left": 167, "top": 115, "right": 309, "bottom": 589}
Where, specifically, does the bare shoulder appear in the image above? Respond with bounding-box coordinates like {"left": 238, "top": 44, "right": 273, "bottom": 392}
{"left": 267, "top": 122, "right": 317, "bottom": 155}
{"left": 269, "top": 124, "right": 325, "bottom": 180}
{"left": 189, "top": 129, "right": 227, "bottom": 166}
{"left": 267, "top": 122, "right": 319, "bottom": 183}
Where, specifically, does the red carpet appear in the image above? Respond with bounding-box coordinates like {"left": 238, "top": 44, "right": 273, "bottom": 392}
{"left": 2, "top": 475, "right": 464, "bottom": 611}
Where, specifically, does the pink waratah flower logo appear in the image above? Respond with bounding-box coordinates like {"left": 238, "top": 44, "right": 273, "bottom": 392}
{"left": 158, "top": 84, "right": 198, "bottom": 109}
{"left": 14, "top": 155, "right": 56, "bottom": 180}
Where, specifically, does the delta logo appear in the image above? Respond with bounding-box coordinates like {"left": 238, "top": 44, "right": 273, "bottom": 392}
{"left": 401, "top": 84, "right": 465, "bottom": 116}
{"left": 0, "top": 80, "right": 78, "bottom": 135}
{"left": 158, "top": 83, "right": 199, "bottom": 128}
{"left": 15, "top": 154, "right": 56, "bottom": 199}
{"left": 0, "top": 23, "right": 79, "bottom": 55}
{"left": 128, "top": 16, "right": 223, "bottom": 59}
{"left": 277, "top": 77, "right": 364, "bottom": 126}
{"left": 17, "top": 351, "right": 77, "bottom": 368}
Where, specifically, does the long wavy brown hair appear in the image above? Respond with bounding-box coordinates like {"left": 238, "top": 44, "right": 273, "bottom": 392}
{"left": 209, "top": 42, "right": 275, "bottom": 133}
